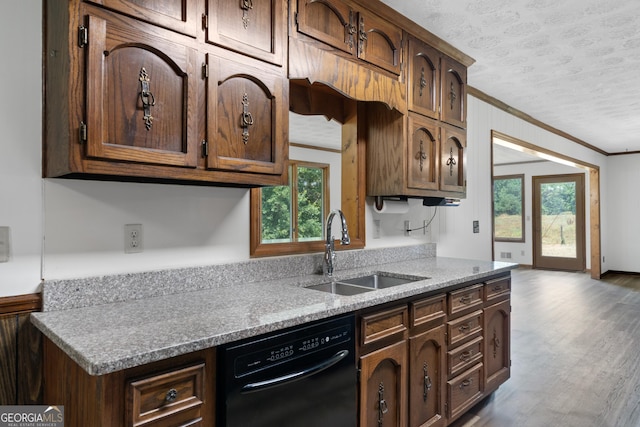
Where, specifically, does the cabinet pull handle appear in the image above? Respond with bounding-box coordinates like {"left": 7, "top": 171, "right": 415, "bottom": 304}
{"left": 240, "top": 0, "right": 253, "bottom": 28}
{"left": 417, "top": 140, "right": 427, "bottom": 171}
{"left": 458, "top": 323, "right": 470, "bottom": 333}
{"left": 460, "top": 350, "right": 473, "bottom": 361}
{"left": 459, "top": 295, "right": 472, "bottom": 304}
{"left": 358, "top": 16, "right": 367, "bottom": 56}
{"left": 138, "top": 67, "right": 156, "bottom": 131}
{"left": 419, "top": 67, "right": 427, "bottom": 97}
{"left": 447, "top": 147, "right": 457, "bottom": 176}
{"left": 459, "top": 378, "right": 473, "bottom": 389}
{"left": 492, "top": 285, "right": 502, "bottom": 292}
{"left": 165, "top": 388, "right": 178, "bottom": 403}
{"left": 423, "top": 363, "right": 432, "bottom": 402}
{"left": 377, "top": 382, "right": 388, "bottom": 427}
{"left": 240, "top": 93, "right": 254, "bottom": 145}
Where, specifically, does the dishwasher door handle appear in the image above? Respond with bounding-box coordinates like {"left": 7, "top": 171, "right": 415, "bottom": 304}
{"left": 241, "top": 349, "right": 350, "bottom": 394}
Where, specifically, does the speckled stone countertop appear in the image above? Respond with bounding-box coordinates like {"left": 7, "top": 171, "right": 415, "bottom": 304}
{"left": 31, "top": 244, "right": 517, "bottom": 376}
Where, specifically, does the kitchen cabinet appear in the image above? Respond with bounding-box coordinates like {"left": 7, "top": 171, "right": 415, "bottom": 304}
{"left": 407, "top": 36, "right": 440, "bottom": 121}
{"left": 42, "top": 338, "right": 215, "bottom": 427}
{"left": 440, "top": 55, "right": 467, "bottom": 129}
{"left": 294, "top": 0, "right": 402, "bottom": 75}
{"left": 483, "top": 277, "right": 511, "bottom": 394}
{"left": 366, "top": 106, "right": 466, "bottom": 199}
{"left": 44, "top": 0, "right": 288, "bottom": 187}
{"left": 358, "top": 306, "right": 408, "bottom": 427}
{"left": 205, "top": 0, "right": 286, "bottom": 65}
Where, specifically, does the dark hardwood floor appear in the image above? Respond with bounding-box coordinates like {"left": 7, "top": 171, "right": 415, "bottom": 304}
{"left": 450, "top": 268, "right": 640, "bottom": 427}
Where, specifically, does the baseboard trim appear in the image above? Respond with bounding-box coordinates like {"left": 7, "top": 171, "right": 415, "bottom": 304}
{"left": 0, "top": 294, "right": 42, "bottom": 316}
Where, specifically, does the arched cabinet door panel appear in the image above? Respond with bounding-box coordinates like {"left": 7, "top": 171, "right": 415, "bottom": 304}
{"left": 409, "top": 325, "right": 446, "bottom": 427}
{"left": 440, "top": 55, "right": 467, "bottom": 129}
{"left": 206, "top": 53, "right": 287, "bottom": 175}
{"left": 439, "top": 124, "right": 466, "bottom": 194}
{"left": 296, "top": 0, "right": 354, "bottom": 54}
{"left": 408, "top": 36, "right": 440, "bottom": 120}
{"left": 359, "top": 340, "right": 407, "bottom": 427}
{"left": 85, "top": 13, "right": 199, "bottom": 168}
{"left": 356, "top": 8, "right": 402, "bottom": 76}
{"left": 408, "top": 113, "right": 439, "bottom": 191}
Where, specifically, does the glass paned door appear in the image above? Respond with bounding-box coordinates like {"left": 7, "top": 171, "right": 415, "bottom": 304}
{"left": 533, "top": 174, "right": 585, "bottom": 271}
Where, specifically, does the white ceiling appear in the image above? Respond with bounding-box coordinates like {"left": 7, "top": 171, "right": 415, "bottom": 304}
{"left": 380, "top": 0, "right": 640, "bottom": 155}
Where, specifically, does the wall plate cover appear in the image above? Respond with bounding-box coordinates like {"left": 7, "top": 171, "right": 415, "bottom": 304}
{"left": 0, "top": 226, "right": 9, "bottom": 262}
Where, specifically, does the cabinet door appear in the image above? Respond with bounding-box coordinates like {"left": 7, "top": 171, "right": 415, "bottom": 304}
{"left": 296, "top": 0, "right": 354, "bottom": 54}
{"left": 407, "top": 113, "right": 439, "bottom": 191}
{"left": 407, "top": 37, "right": 440, "bottom": 120}
{"left": 484, "top": 299, "right": 511, "bottom": 393}
{"left": 84, "top": 0, "right": 200, "bottom": 37}
{"left": 206, "top": 53, "right": 287, "bottom": 175}
{"left": 85, "top": 14, "right": 199, "bottom": 168}
{"left": 207, "top": 0, "right": 286, "bottom": 65}
{"left": 440, "top": 56, "right": 467, "bottom": 128}
{"left": 357, "top": 9, "right": 402, "bottom": 75}
{"left": 408, "top": 325, "right": 446, "bottom": 427}
{"left": 359, "top": 340, "right": 407, "bottom": 427}
{"left": 439, "top": 125, "right": 465, "bottom": 194}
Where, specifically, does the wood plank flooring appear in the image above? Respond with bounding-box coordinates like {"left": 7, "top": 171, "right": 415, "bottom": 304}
{"left": 450, "top": 268, "right": 640, "bottom": 427}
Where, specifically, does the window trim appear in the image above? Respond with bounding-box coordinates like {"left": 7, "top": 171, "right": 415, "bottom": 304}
{"left": 250, "top": 161, "right": 331, "bottom": 256}
{"left": 493, "top": 174, "right": 525, "bottom": 243}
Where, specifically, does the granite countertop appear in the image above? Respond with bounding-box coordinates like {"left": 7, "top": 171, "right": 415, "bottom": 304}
{"left": 32, "top": 251, "right": 517, "bottom": 376}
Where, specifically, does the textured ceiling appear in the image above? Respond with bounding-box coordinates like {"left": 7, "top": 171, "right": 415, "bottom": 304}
{"left": 380, "top": 0, "right": 640, "bottom": 155}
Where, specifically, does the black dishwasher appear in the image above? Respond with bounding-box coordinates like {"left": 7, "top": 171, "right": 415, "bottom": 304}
{"left": 217, "top": 314, "right": 357, "bottom": 427}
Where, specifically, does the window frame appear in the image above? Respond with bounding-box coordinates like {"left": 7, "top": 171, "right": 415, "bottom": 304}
{"left": 250, "top": 160, "right": 330, "bottom": 256}
{"left": 493, "top": 174, "right": 525, "bottom": 243}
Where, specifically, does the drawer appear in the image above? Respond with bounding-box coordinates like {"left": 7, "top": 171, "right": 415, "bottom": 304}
{"left": 447, "top": 363, "right": 483, "bottom": 421}
{"left": 127, "top": 363, "right": 205, "bottom": 427}
{"left": 448, "top": 284, "right": 483, "bottom": 317}
{"left": 360, "top": 305, "right": 408, "bottom": 348}
{"left": 484, "top": 276, "right": 511, "bottom": 305}
{"left": 448, "top": 336, "right": 483, "bottom": 378}
{"left": 447, "top": 310, "right": 482, "bottom": 347}
{"left": 410, "top": 293, "right": 446, "bottom": 332}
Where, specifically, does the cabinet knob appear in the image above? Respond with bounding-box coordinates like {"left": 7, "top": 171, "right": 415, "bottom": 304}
{"left": 165, "top": 388, "right": 178, "bottom": 403}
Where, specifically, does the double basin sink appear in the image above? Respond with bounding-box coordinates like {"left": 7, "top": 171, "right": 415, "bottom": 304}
{"left": 306, "top": 272, "right": 428, "bottom": 295}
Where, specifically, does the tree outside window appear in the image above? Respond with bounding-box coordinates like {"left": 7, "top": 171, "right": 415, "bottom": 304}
{"left": 493, "top": 174, "right": 525, "bottom": 242}
{"left": 261, "top": 162, "right": 328, "bottom": 243}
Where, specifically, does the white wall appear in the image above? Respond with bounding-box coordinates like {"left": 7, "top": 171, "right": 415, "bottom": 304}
{"left": 605, "top": 154, "right": 640, "bottom": 272}
{"left": 493, "top": 161, "right": 589, "bottom": 267}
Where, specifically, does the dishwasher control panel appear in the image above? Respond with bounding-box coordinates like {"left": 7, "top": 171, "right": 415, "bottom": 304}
{"left": 233, "top": 322, "right": 352, "bottom": 377}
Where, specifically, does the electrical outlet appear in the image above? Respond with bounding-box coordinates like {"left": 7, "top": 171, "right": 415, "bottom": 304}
{"left": 404, "top": 220, "right": 410, "bottom": 236}
{"left": 423, "top": 220, "right": 429, "bottom": 235}
{"left": 0, "top": 226, "right": 9, "bottom": 262}
{"left": 373, "top": 219, "right": 381, "bottom": 239}
{"left": 124, "top": 224, "right": 143, "bottom": 254}
{"left": 473, "top": 220, "right": 479, "bottom": 233}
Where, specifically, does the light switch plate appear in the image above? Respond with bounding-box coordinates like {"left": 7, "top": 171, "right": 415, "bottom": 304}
{"left": 0, "top": 226, "right": 10, "bottom": 262}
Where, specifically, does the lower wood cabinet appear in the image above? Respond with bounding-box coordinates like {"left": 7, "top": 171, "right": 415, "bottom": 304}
{"left": 42, "top": 339, "right": 215, "bottom": 427}
{"left": 357, "top": 273, "right": 511, "bottom": 427}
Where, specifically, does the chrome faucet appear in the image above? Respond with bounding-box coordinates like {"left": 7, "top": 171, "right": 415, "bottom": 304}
{"left": 324, "top": 209, "right": 351, "bottom": 277}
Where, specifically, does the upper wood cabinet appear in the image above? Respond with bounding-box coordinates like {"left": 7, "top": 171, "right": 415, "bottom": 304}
{"left": 407, "top": 36, "right": 440, "bottom": 120}
{"left": 44, "top": 0, "right": 288, "bottom": 187}
{"left": 408, "top": 35, "right": 467, "bottom": 128}
{"left": 205, "top": 53, "right": 287, "bottom": 175}
{"left": 295, "top": 0, "right": 402, "bottom": 75}
{"left": 205, "top": 0, "right": 286, "bottom": 65}
{"left": 84, "top": 13, "right": 199, "bottom": 168}
{"left": 83, "top": 0, "right": 200, "bottom": 37}
{"left": 440, "top": 55, "right": 467, "bottom": 129}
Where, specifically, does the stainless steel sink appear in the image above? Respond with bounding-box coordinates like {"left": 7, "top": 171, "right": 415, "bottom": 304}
{"left": 305, "top": 281, "right": 374, "bottom": 296}
{"left": 305, "top": 272, "right": 428, "bottom": 295}
{"left": 339, "top": 273, "right": 425, "bottom": 289}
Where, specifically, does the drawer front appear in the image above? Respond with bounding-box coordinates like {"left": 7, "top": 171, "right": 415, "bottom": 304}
{"left": 447, "top": 363, "right": 483, "bottom": 420}
{"left": 128, "top": 363, "right": 205, "bottom": 427}
{"left": 447, "top": 310, "right": 482, "bottom": 347}
{"left": 448, "top": 336, "right": 483, "bottom": 378}
{"left": 360, "top": 305, "right": 408, "bottom": 347}
{"left": 484, "top": 276, "right": 511, "bottom": 305}
{"left": 410, "top": 293, "right": 446, "bottom": 331}
{"left": 448, "top": 284, "right": 483, "bottom": 317}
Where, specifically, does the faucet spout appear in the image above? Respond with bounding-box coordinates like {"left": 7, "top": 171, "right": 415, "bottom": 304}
{"left": 324, "top": 209, "right": 350, "bottom": 277}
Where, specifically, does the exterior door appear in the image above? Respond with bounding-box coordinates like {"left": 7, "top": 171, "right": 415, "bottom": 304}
{"left": 532, "top": 174, "right": 585, "bottom": 271}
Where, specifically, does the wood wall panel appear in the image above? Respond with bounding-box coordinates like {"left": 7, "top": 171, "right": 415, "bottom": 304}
{"left": 0, "top": 294, "right": 43, "bottom": 405}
